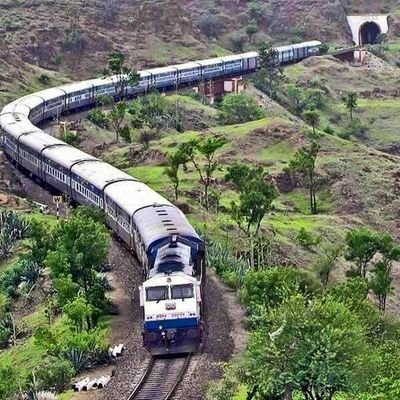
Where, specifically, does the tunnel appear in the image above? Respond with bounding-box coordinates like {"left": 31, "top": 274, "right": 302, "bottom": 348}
{"left": 359, "top": 21, "right": 381, "bottom": 45}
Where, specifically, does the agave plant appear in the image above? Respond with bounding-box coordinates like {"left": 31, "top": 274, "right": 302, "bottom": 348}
{"left": 25, "top": 390, "right": 57, "bottom": 400}
{"left": 0, "top": 209, "right": 30, "bottom": 240}
{"left": 62, "top": 348, "right": 93, "bottom": 373}
{"left": 0, "top": 232, "right": 14, "bottom": 260}
{"left": 0, "top": 210, "right": 30, "bottom": 260}
{"left": 20, "top": 260, "right": 44, "bottom": 289}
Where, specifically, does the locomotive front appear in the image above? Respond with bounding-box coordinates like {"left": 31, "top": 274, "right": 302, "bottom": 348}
{"left": 140, "top": 273, "right": 202, "bottom": 355}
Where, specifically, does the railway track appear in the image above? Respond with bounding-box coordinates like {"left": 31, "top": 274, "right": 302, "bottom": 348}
{"left": 127, "top": 354, "right": 191, "bottom": 400}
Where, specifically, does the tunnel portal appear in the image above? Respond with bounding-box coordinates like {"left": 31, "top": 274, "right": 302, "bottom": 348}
{"left": 360, "top": 21, "right": 381, "bottom": 45}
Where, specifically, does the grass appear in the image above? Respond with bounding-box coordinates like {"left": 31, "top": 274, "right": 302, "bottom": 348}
{"left": 357, "top": 98, "right": 400, "bottom": 145}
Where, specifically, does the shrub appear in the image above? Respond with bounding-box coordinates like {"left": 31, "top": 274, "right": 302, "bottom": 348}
{"left": 324, "top": 125, "right": 335, "bottom": 135}
{"left": 35, "top": 358, "right": 75, "bottom": 393}
{"left": 138, "top": 127, "right": 158, "bottom": 149}
{"left": 38, "top": 74, "right": 51, "bottom": 85}
{"left": 219, "top": 93, "right": 265, "bottom": 124}
{"left": 87, "top": 109, "right": 109, "bottom": 128}
{"left": 296, "top": 227, "right": 321, "bottom": 248}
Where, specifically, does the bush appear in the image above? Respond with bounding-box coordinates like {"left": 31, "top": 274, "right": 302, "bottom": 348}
{"left": 120, "top": 125, "right": 131, "bottom": 143}
{"left": 35, "top": 358, "right": 75, "bottom": 393}
{"left": 296, "top": 227, "right": 321, "bottom": 248}
{"left": 219, "top": 93, "right": 265, "bottom": 124}
{"left": 324, "top": 125, "right": 335, "bottom": 135}
{"left": 38, "top": 74, "right": 51, "bottom": 85}
{"left": 339, "top": 118, "right": 368, "bottom": 140}
{"left": 138, "top": 127, "right": 159, "bottom": 149}
{"left": 87, "top": 109, "right": 109, "bottom": 128}
{"left": 196, "top": 13, "right": 225, "bottom": 38}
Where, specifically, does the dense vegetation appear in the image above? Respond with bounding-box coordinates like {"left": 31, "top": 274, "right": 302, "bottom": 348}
{"left": 0, "top": 207, "right": 111, "bottom": 399}
{"left": 207, "top": 227, "right": 400, "bottom": 400}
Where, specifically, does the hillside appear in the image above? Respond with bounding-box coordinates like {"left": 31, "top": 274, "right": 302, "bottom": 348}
{"left": 2, "top": 0, "right": 400, "bottom": 107}
{"left": 3, "top": 1, "right": 400, "bottom": 399}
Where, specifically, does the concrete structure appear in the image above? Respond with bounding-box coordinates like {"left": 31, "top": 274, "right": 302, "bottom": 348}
{"left": 347, "top": 15, "right": 389, "bottom": 46}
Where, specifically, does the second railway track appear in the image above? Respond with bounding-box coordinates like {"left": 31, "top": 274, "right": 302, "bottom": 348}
{"left": 127, "top": 354, "right": 191, "bottom": 400}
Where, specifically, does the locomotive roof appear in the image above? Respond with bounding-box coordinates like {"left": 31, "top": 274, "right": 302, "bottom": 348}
{"left": 144, "top": 66, "right": 178, "bottom": 75}
{"left": 133, "top": 205, "right": 201, "bottom": 251}
{"left": 71, "top": 160, "right": 137, "bottom": 190}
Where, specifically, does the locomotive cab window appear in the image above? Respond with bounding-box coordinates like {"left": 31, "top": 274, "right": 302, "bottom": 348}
{"left": 146, "top": 286, "right": 169, "bottom": 301}
{"left": 171, "top": 284, "right": 194, "bottom": 300}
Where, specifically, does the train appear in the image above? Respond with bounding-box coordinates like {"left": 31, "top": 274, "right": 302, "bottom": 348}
{"left": 0, "top": 40, "right": 321, "bottom": 355}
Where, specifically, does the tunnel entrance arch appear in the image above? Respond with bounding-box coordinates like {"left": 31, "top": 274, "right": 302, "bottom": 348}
{"left": 359, "top": 21, "right": 381, "bottom": 45}
{"left": 347, "top": 15, "right": 388, "bottom": 46}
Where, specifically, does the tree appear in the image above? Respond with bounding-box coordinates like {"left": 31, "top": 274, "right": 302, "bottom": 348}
{"left": 225, "top": 164, "right": 278, "bottom": 268}
{"left": 180, "top": 136, "right": 227, "bottom": 210}
{"left": 45, "top": 208, "right": 110, "bottom": 312}
{"left": 314, "top": 244, "right": 343, "bottom": 289}
{"left": 247, "top": 1, "right": 264, "bottom": 24}
{"left": 164, "top": 149, "right": 189, "bottom": 200}
{"left": 246, "top": 23, "right": 258, "bottom": 44}
{"left": 229, "top": 32, "right": 248, "bottom": 53}
{"left": 370, "top": 261, "right": 393, "bottom": 312}
{"left": 107, "top": 50, "right": 140, "bottom": 99}
{"left": 225, "top": 164, "right": 278, "bottom": 238}
{"left": 345, "top": 228, "right": 383, "bottom": 278}
{"left": 63, "top": 296, "right": 94, "bottom": 332}
{"left": 369, "top": 235, "right": 400, "bottom": 311}
{"left": 303, "top": 110, "right": 320, "bottom": 136}
{"left": 119, "top": 125, "right": 131, "bottom": 143}
{"left": 243, "top": 295, "right": 371, "bottom": 400}
{"left": 289, "top": 141, "right": 320, "bottom": 215}
{"left": 254, "top": 42, "right": 283, "bottom": 99}
{"left": 108, "top": 101, "right": 127, "bottom": 142}
{"left": 343, "top": 92, "right": 358, "bottom": 122}
{"left": 218, "top": 93, "right": 265, "bottom": 125}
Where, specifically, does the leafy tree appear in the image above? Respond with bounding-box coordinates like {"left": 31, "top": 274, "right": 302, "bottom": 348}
{"left": 254, "top": 42, "right": 283, "bottom": 99}
{"left": 286, "top": 83, "right": 306, "bottom": 115}
{"left": 229, "top": 32, "right": 248, "bottom": 53}
{"left": 28, "top": 220, "right": 54, "bottom": 265}
{"left": 106, "top": 50, "right": 140, "bottom": 99}
{"left": 243, "top": 294, "right": 371, "bottom": 400}
{"left": 197, "top": 13, "right": 225, "bottom": 39}
{"left": 247, "top": 1, "right": 264, "bottom": 24}
{"left": 226, "top": 164, "right": 278, "bottom": 268}
{"left": 370, "top": 261, "right": 393, "bottom": 312}
{"left": 369, "top": 236, "right": 400, "bottom": 311}
{"left": 345, "top": 228, "right": 383, "bottom": 278}
{"left": 45, "top": 208, "right": 110, "bottom": 312}
{"left": 246, "top": 23, "right": 258, "bottom": 43}
{"left": 63, "top": 296, "right": 94, "bottom": 332}
{"left": 218, "top": 93, "right": 265, "bottom": 125}
{"left": 226, "top": 164, "right": 278, "bottom": 238}
{"left": 180, "top": 136, "right": 227, "bottom": 210}
{"left": 164, "top": 149, "right": 189, "bottom": 200}
{"left": 119, "top": 125, "right": 131, "bottom": 143}
{"left": 128, "top": 91, "right": 179, "bottom": 131}
{"left": 303, "top": 110, "right": 320, "bottom": 136}
{"left": 319, "top": 43, "right": 330, "bottom": 55}
{"left": 108, "top": 101, "right": 127, "bottom": 142}
{"left": 314, "top": 244, "right": 343, "bottom": 289}
{"left": 87, "top": 108, "right": 109, "bottom": 128}
{"left": 342, "top": 92, "right": 358, "bottom": 122}
{"left": 288, "top": 141, "right": 320, "bottom": 214}
{"left": 296, "top": 227, "right": 321, "bottom": 248}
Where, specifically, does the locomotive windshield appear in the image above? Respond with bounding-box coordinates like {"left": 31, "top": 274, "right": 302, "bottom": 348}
{"left": 146, "top": 286, "right": 169, "bottom": 301}
{"left": 171, "top": 284, "right": 194, "bottom": 300}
